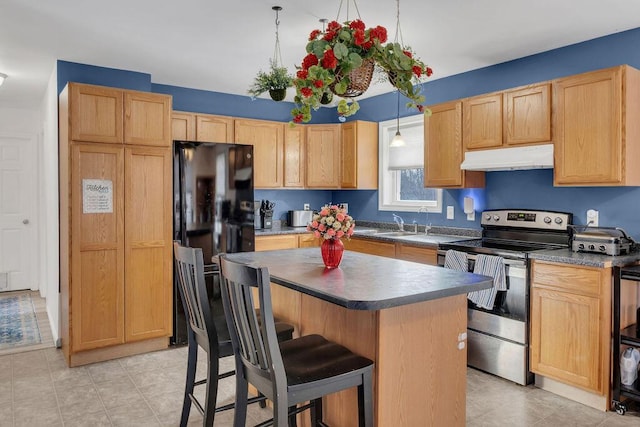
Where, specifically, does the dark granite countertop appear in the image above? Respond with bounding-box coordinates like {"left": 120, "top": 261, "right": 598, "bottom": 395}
{"left": 255, "top": 225, "right": 478, "bottom": 249}
{"left": 222, "top": 248, "right": 492, "bottom": 310}
{"left": 530, "top": 248, "right": 640, "bottom": 268}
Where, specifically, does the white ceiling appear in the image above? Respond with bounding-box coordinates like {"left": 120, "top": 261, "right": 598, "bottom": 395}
{"left": 1, "top": 0, "right": 640, "bottom": 109}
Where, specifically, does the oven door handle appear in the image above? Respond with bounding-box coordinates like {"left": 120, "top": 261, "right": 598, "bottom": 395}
{"left": 438, "top": 250, "right": 526, "bottom": 268}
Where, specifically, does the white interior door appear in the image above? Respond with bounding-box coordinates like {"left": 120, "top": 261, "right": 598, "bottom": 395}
{"left": 0, "top": 133, "right": 37, "bottom": 291}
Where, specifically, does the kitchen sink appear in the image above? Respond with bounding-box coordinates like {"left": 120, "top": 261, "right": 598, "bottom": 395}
{"left": 374, "top": 231, "right": 419, "bottom": 237}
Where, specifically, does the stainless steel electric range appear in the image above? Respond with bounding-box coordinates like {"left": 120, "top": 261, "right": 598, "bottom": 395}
{"left": 437, "top": 209, "right": 573, "bottom": 385}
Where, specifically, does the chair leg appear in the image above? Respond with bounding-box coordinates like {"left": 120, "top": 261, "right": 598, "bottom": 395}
{"left": 271, "top": 400, "right": 289, "bottom": 427}
{"left": 180, "top": 331, "right": 198, "bottom": 427}
{"left": 232, "top": 367, "right": 248, "bottom": 427}
{"left": 203, "top": 347, "right": 220, "bottom": 427}
{"left": 310, "top": 398, "right": 322, "bottom": 427}
{"left": 358, "top": 369, "right": 374, "bottom": 427}
{"left": 288, "top": 405, "right": 297, "bottom": 427}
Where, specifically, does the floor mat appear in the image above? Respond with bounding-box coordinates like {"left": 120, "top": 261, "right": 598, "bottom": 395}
{"left": 0, "top": 291, "right": 42, "bottom": 350}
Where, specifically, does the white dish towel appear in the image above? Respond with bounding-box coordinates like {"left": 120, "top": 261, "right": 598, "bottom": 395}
{"left": 444, "top": 249, "right": 469, "bottom": 272}
{"left": 468, "top": 254, "right": 506, "bottom": 310}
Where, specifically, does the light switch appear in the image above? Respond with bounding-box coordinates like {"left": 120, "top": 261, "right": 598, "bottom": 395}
{"left": 447, "top": 206, "right": 454, "bottom": 220}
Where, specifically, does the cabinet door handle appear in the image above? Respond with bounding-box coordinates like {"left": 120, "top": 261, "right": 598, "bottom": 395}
{"left": 23, "top": 219, "right": 29, "bottom": 225}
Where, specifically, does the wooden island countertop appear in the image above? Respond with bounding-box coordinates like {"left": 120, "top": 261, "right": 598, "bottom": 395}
{"left": 222, "top": 248, "right": 492, "bottom": 427}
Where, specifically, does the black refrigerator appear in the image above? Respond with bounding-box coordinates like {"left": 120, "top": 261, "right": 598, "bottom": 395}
{"left": 172, "top": 141, "right": 255, "bottom": 345}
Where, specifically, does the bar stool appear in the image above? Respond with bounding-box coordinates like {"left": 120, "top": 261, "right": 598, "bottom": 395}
{"left": 173, "top": 243, "right": 295, "bottom": 426}
{"left": 218, "top": 254, "right": 374, "bottom": 427}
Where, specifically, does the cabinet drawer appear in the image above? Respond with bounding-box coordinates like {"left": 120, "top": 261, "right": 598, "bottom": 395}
{"left": 396, "top": 244, "right": 437, "bottom": 265}
{"left": 255, "top": 235, "right": 298, "bottom": 251}
{"left": 532, "top": 261, "right": 602, "bottom": 297}
{"left": 343, "top": 238, "right": 395, "bottom": 257}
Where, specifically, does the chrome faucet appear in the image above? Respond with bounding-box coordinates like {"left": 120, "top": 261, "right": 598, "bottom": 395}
{"left": 392, "top": 213, "right": 404, "bottom": 231}
{"left": 411, "top": 220, "right": 418, "bottom": 234}
{"left": 418, "top": 206, "right": 431, "bottom": 235}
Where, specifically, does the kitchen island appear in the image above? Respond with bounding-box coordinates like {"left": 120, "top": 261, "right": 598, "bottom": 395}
{"left": 222, "top": 248, "right": 492, "bottom": 426}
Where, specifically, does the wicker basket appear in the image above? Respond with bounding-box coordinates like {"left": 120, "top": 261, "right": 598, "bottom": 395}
{"left": 330, "top": 58, "right": 375, "bottom": 98}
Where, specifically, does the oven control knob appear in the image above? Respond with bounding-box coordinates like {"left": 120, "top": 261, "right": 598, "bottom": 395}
{"left": 599, "top": 245, "right": 606, "bottom": 252}
{"left": 578, "top": 243, "right": 585, "bottom": 250}
{"left": 544, "top": 216, "right": 552, "bottom": 224}
{"left": 485, "top": 214, "right": 492, "bottom": 221}
{"left": 493, "top": 215, "right": 500, "bottom": 221}
{"left": 589, "top": 244, "right": 595, "bottom": 250}
{"left": 554, "top": 217, "right": 563, "bottom": 224}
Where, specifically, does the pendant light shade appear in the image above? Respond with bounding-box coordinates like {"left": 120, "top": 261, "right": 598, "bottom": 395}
{"left": 388, "top": 115, "right": 424, "bottom": 170}
{"left": 0, "top": 73, "right": 7, "bottom": 86}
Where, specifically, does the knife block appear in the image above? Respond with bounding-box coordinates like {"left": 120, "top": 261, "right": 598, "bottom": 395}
{"left": 261, "top": 211, "right": 273, "bottom": 229}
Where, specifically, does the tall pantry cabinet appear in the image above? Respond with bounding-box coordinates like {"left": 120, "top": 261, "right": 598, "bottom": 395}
{"left": 59, "top": 83, "right": 173, "bottom": 367}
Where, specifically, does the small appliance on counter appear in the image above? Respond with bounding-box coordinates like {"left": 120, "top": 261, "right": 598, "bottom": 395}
{"left": 288, "top": 210, "right": 314, "bottom": 227}
{"left": 571, "top": 226, "right": 636, "bottom": 256}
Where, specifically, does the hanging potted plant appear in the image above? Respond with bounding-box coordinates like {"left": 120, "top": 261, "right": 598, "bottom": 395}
{"left": 290, "top": 19, "right": 433, "bottom": 123}
{"left": 248, "top": 60, "right": 294, "bottom": 101}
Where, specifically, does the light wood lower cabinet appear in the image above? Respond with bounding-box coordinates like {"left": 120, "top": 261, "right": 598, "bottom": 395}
{"left": 344, "top": 237, "right": 437, "bottom": 265}
{"left": 530, "top": 261, "right": 612, "bottom": 400}
{"left": 255, "top": 234, "right": 298, "bottom": 251}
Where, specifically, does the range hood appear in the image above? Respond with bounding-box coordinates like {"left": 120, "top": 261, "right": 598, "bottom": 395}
{"left": 460, "top": 144, "right": 554, "bottom": 171}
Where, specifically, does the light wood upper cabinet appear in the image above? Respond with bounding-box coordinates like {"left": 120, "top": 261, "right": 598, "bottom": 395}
{"left": 463, "top": 93, "right": 503, "bottom": 150}
{"left": 69, "top": 84, "right": 123, "bottom": 144}
{"left": 530, "top": 261, "right": 611, "bottom": 397}
{"left": 340, "top": 120, "right": 378, "bottom": 189}
{"left": 171, "top": 112, "right": 196, "bottom": 141}
{"left": 425, "top": 101, "right": 485, "bottom": 188}
{"left": 124, "top": 146, "right": 173, "bottom": 342}
{"left": 235, "top": 118, "right": 284, "bottom": 188}
{"left": 553, "top": 65, "right": 640, "bottom": 186}
{"left": 124, "top": 91, "right": 172, "bottom": 147}
{"left": 284, "top": 125, "right": 306, "bottom": 188}
{"left": 504, "top": 83, "right": 551, "bottom": 145}
{"left": 306, "top": 124, "right": 341, "bottom": 189}
{"left": 196, "top": 113, "right": 234, "bottom": 143}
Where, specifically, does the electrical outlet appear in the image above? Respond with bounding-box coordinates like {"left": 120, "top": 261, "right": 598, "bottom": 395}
{"left": 340, "top": 203, "right": 348, "bottom": 212}
{"left": 447, "top": 206, "right": 454, "bottom": 220}
{"left": 467, "top": 211, "right": 475, "bottom": 221}
{"left": 303, "top": 203, "right": 310, "bottom": 211}
{"left": 586, "top": 209, "right": 599, "bottom": 227}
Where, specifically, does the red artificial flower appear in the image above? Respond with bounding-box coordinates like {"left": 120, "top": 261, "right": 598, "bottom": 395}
{"left": 301, "top": 87, "right": 313, "bottom": 97}
{"left": 370, "top": 25, "right": 387, "bottom": 43}
{"left": 293, "top": 114, "right": 304, "bottom": 123}
{"left": 353, "top": 29, "right": 365, "bottom": 46}
{"left": 296, "top": 69, "right": 308, "bottom": 79}
{"left": 349, "top": 19, "right": 366, "bottom": 31}
{"left": 309, "top": 29, "right": 321, "bottom": 41}
{"left": 413, "top": 65, "right": 422, "bottom": 77}
{"left": 313, "top": 79, "right": 324, "bottom": 88}
{"left": 362, "top": 41, "right": 373, "bottom": 50}
{"left": 321, "top": 49, "right": 338, "bottom": 69}
{"left": 302, "top": 53, "right": 318, "bottom": 70}
{"left": 323, "top": 31, "right": 336, "bottom": 42}
{"left": 403, "top": 50, "right": 413, "bottom": 59}
{"left": 327, "top": 20, "right": 341, "bottom": 31}
{"left": 417, "top": 105, "right": 424, "bottom": 113}
{"left": 426, "top": 67, "right": 433, "bottom": 77}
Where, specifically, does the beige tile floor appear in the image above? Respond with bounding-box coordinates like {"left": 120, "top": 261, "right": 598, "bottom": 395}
{"left": 1, "top": 344, "right": 640, "bottom": 427}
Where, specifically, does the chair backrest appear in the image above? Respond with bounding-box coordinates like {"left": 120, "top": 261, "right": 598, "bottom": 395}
{"left": 173, "top": 242, "right": 218, "bottom": 352}
{"left": 217, "top": 254, "right": 286, "bottom": 397}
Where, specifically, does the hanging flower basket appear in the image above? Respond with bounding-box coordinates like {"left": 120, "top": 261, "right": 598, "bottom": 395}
{"left": 320, "top": 91, "right": 333, "bottom": 105}
{"left": 269, "top": 88, "right": 287, "bottom": 101}
{"left": 290, "top": 19, "right": 433, "bottom": 124}
{"left": 329, "top": 57, "right": 375, "bottom": 98}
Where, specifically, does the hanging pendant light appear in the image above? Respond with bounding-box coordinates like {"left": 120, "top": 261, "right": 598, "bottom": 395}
{"left": 0, "top": 73, "right": 7, "bottom": 87}
{"left": 390, "top": 90, "right": 406, "bottom": 147}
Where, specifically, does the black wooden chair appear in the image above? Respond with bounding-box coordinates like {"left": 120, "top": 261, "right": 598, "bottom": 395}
{"left": 218, "top": 254, "right": 375, "bottom": 427}
{"left": 173, "top": 243, "right": 295, "bottom": 426}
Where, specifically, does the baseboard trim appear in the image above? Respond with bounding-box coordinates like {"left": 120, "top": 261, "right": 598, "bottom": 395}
{"left": 535, "top": 374, "right": 608, "bottom": 411}
{"left": 68, "top": 337, "right": 169, "bottom": 367}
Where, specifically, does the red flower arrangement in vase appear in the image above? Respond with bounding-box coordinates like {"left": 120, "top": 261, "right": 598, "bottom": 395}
{"left": 307, "top": 204, "right": 355, "bottom": 268}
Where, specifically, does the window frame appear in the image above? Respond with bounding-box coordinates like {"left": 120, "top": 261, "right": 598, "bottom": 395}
{"left": 378, "top": 114, "right": 442, "bottom": 213}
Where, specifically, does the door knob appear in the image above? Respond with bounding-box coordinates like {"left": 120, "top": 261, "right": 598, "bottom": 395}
{"left": 23, "top": 219, "right": 29, "bottom": 224}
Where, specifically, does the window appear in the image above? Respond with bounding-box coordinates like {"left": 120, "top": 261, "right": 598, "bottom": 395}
{"left": 378, "top": 114, "right": 442, "bottom": 212}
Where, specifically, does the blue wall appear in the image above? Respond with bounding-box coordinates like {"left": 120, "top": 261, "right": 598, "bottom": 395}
{"left": 56, "top": 26, "right": 640, "bottom": 238}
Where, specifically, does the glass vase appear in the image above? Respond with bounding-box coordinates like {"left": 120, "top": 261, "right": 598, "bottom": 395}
{"left": 321, "top": 238, "right": 344, "bottom": 269}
